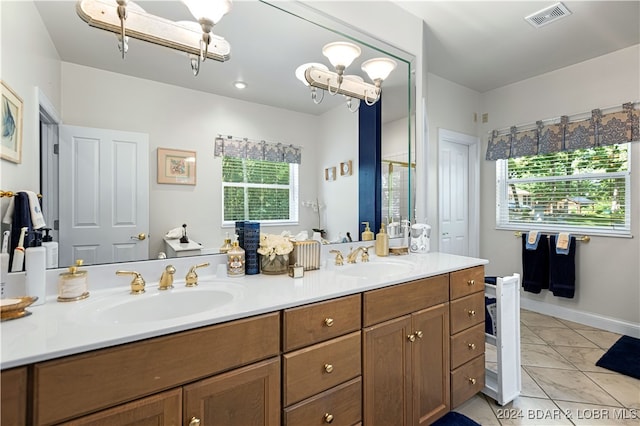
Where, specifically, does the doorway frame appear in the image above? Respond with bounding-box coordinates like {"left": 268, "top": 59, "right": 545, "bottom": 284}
{"left": 437, "top": 128, "right": 480, "bottom": 257}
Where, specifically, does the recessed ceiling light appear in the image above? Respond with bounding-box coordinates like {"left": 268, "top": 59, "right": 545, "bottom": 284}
{"left": 233, "top": 81, "right": 247, "bottom": 89}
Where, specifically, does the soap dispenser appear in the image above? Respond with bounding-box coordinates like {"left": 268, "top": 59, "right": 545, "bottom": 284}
{"left": 41, "top": 227, "right": 58, "bottom": 268}
{"left": 227, "top": 235, "right": 245, "bottom": 277}
{"left": 361, "top": 222, "right": 374, "bottom": 241}
{"left": 220, "top": 232, "right": 232, "bottom": 254}
{"left": 25, "top": 230, "right": 46, "bottom": 306}
{"left": 375, "top": 223, "right": 389, "bottom": 257}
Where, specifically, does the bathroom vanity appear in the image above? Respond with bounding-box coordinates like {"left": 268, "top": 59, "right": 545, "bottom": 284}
{"left": 0, "top": 252, "right": 487, "bottom": 425}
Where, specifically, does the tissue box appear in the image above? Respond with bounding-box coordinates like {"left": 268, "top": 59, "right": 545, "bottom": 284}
{"left": 290, "top": 240, "right": 321, "bottom": 271}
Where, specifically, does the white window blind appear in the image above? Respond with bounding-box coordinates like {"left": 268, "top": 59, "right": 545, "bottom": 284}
{"left": 222, "top": 157, "right": 299, "bottom": 226}
{"left": 496, "top": 143, "right": 630, "bottom": 236}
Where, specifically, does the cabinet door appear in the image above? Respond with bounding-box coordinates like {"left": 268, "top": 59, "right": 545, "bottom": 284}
{"left": 412, "top": 304, "right": 450, "bottom": 425}
{"left": 183, "top": 357, "right": 280, "bottom": 426}
{"left": 363, "top": 315, "right": 412, "bottom": 426}
{"left": 61, "top": 389, "right": 181, "bottom": 426}
{"left": 1, "top": 367, "right": 28, "bottom": 426}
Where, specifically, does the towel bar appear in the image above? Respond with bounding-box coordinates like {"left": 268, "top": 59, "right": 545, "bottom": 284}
{"left": 513, "top": 231, "right": 590, "bottom": 243}
{"left": 0, "top": 191, "right": 42, "bottom": 199}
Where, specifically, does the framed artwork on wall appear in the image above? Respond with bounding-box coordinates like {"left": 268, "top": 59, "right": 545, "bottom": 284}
{"left": 157, "top": 148, "right": 196, "bottom": 185}
{"left": 325, "top": 166, "right": 336, "bottom": 181}
{"left": 1, "top": 81, "right": 23, "bottom": 164}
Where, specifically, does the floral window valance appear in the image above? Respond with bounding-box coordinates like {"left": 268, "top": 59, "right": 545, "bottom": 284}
{"left": 214, "top": 135, "right": 302, "bottom": 164}
{"left": 486, "top": 102, "right": 639, "bottom": 160}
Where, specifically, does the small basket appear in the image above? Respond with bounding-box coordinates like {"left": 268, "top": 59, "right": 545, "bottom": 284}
{"left": 290, "top": 240, "right": 321, "bottom": 271}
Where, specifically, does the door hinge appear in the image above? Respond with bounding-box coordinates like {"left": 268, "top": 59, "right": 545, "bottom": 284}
{"left": 54, "top": 220, "right": 59, "bottom": 230}
{"left": 53, "top": 144, "right": 59, "bottom": 155}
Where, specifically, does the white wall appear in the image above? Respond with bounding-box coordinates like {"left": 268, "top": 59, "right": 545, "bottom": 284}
{"left": 317, "top": 104, "right": 359, "bottom": 242}
{"left": 479, "top": 45, "right": 640, "bottom": 326}
{"left": 61, "top": 63, "right": 322, "bottom": 257}
{"left": 0, "top": 1, "right": 61, "bottom": 219}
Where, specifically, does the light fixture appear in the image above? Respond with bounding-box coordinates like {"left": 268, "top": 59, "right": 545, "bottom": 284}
{"left": 77, "top": 0, "right": 231, "bottom": 76}
{"left": 181, "top": 0, "right": 232, "bottom": 61}
{"left": 297, "top": 41, "right": 397, "bottom": 111}
{"left": 295, "top": 63, "right": 328, "bottom": 104}
{"left": 233, "top": 81, "right": 247, "bottom": 90}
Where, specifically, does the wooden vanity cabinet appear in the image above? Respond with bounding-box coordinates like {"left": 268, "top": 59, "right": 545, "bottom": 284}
{"left": 362, "top": 275, "right": 450, "bottom": 426}
{"left": 282, "top": 295, "right": 362, "bottom": 426}
{"left": 1, "top": 366, "right": 28, "bottom": 426}
{"left": 32, "top": 312, "right": 280, "bottom": 425}
{"left": 449, "top": 266, "right": 486, "bottom": 408}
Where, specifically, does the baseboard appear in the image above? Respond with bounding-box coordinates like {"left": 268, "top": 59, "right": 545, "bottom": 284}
{"left": 520, "top": 297, "right": 640, "bottom": 338}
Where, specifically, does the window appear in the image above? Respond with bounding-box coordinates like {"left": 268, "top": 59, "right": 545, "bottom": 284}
{"left": 222, "top": 157, "right": 298, "bottom": 226}
{"left": 496, "top": 144, "right": 630, "bottom": 236}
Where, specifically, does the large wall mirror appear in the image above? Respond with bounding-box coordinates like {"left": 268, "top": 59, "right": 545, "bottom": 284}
{"left": 18, "top": 0, "right": 415, "bottom": 268}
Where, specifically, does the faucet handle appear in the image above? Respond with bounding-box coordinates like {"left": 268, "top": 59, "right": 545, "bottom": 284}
{"left": 116, "top": 270, "right": 146, "bottom": 294}
{"left": 329, "top": 249, "right": 344, "bottom": 266}
{"left": 361, "top": 245, "right": 374, "bottom": 262}
{"left": 186, "top": 262, "right": 210, "bottom": 287}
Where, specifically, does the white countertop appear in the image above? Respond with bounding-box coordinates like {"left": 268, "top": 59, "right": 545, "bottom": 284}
{"left": 1, "top": 252, "right": 487, "bottom": 369}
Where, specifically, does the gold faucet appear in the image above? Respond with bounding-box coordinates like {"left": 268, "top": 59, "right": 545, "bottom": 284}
{"left": 329, "top": 249, "right": 344, "bottom": 266}
{"left": 116, "top": 270, "right": 146, "bottom": 294}
{"left": 346, "top": 246, "right": 373, "bottom": 263}
{"left": 159, "top": 265, "right": 176, "bottom": 290}
{"left": 185, "top": 262, "right": 210, "bottom": 287}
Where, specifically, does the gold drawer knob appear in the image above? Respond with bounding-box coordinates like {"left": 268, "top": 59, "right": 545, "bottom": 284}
{"left": 467, "top": 309, "right": 476, "bottom": 317}
{"left": 324, "top": 363, "right": 334, "bottom": 373}
{"left": 467, "top": 279, "right": 475, "bottom": 286}
{"left": 469, "top": 377, "right": 477, "bottom": 385}
{"left": 468, "top": 343, "right": 476, "bottom": 350}
{"left": 407, "top": 334, "right": 416, "bottom": 342}
{"left": 415, "top": 330, "right": 423, "bottom": 339}
{"left": 324, "top": 413, "right": 334, "bottom": 423}
{"left": 189, "top": 417, "right": 201, "bottom": 426}
{"left": 324, "top": 318, "right": 334, "bottom": 327}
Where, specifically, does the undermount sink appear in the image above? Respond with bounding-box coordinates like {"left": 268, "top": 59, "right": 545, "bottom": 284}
{"left": 72, "top": 283, "right": 241, "bottom": 325}
{"left": 336, "top": 259, "right": 415, "bottom": 280}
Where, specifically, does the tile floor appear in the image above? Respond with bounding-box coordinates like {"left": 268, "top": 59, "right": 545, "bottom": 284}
{"left": 454, "top": 310, "right": 640, "bottom": 425}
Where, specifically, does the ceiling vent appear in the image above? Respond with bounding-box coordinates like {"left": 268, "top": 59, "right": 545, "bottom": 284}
{"left": 525, "top": 2, "right": 572, "bottom": 28}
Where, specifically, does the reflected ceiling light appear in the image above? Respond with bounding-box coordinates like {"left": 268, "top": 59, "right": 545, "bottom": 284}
{"left": 77, "top": 0, "right": 231, "bottom": 76}
{"left": 297, "top": 41, "right": 396, "bottom": 111}
{"left": 233, "top": 81, "right": 247, "bottom": 89}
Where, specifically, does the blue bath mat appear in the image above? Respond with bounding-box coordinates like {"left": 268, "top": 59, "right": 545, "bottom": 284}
{"left": 431, "top": 412, "right": 481, "bottom": 426}
{"left": 595, "top": 335, "right": 640, "bottom": 379}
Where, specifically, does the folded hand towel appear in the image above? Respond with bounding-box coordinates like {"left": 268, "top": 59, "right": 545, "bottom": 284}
{"left": 2, "top": 191, "right": 45, "bottom": 230}
{"left": 549, "top": 234, "right": 576, "bottom": 298}
{"left": 165, "top": 227, "right": 183, "bottom": 239}
{"left": 555, "top": 232, "right": 571, "bottom": 254}
{"left": 525, "top": 231, "right": 541, "bottom": 250}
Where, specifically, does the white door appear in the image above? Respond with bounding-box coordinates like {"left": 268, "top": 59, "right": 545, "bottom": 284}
{"left": 59, "top": 125, "right": 149, "bottom": 267}
{"left": 438, "top": 129, "right": 479, "bottom": 257}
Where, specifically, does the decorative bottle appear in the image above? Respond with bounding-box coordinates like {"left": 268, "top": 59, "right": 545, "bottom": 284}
{"left": 227, "top": 236, "right": 245, "bottom": 277}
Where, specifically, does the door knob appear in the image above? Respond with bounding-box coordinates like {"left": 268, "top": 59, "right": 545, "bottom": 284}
{"left": 131, "top": 233, "right": 146, "bottom": 241}
{"left": 467, "top": 309, "right": 476, "bottom": 317}
{"left": 468, "top": 343, "right": 476, "bottom": 350}
{"left": 324, "top": 413, "right": 334, "bottom": 423}
{"left": 324, "top": 363, "right": 334, "bottom": 373}
{"left": 468, "top": 377, "right": 477, "bottom": 385}
{"left": 324, "top": 317, "right": 334, "bottom": 327}
{"left": 189, "top": 417, "right": 201, "bottom": 426}
{"left": 407, "top": 334, "right": 416, "bottom": 342}
{"left": 415, "top": 330, "right": 423, "bottom": 339}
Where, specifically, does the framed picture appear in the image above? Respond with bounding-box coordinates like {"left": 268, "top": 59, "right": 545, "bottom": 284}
{"left": 157, "top": 148, "right": 196, "bottom": 185}
{"left": 1, "top": 81, "right": 23, "bottom": 164}
{"left": 340, "top": 160, "right": 352, "bottom": 176}
{"left": 324, "top": 166, "right": 336, "bottom": 181}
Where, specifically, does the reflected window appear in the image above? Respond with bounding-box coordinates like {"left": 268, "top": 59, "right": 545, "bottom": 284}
{"left": 222, "top": 158, "right": 299, "bottom": 225}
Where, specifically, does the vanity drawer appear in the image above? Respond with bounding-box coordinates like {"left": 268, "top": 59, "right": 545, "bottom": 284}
{"left": 450, "top": 323, "right": 485, "bottom": 369}
{"left": 283, "top": 331, "right": 361, "bottom": 406}
{"left": 450, "top": 292, "right": 485, "bottom": 334}
{"left": 34, "top": 312, "right": 280, "bottom": 425}
{"left": 451, "top": 354, "right": 485, "bottom": 408}
{"left": 284, "top": 377, "right": 362, "bottom": 426}
{"left": 450, "top": 266, "right": 484, "bottom": 300}
{"left": 1, "top": 367, "right": 27, "bottom": 426}
{"left": 363, "top": 274, "right": 448, "bottom": 327}
{"left": 283, "top": 294, "right": 361, "bottom": 351}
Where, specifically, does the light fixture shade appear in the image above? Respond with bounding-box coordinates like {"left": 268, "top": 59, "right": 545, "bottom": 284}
{"left": 182, "top": 0, "right": 232, "bottom": 25}
{"left": 322, "top": 42, "right": 361, "bottom": 69}
{"left": 361, "top": 58, "right": 397, "bottom": 82}
{"left": 295, "top": 63, "right": 328, "bottom": 86}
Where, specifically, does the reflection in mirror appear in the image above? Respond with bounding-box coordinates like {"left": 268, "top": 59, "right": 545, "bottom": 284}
{"left": 7, "top": 1, "right": 415, "bottom": 268}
